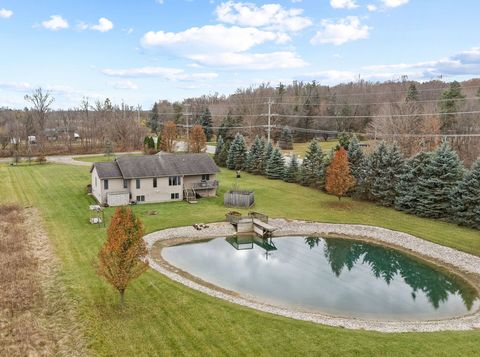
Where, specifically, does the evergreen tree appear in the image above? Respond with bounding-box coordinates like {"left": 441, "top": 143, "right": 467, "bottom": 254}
{"left": 347, "top": 135, "right": 364, "bottom": 184}
{"left": 395, "top": 151, "right": 431, "bottom": 213}
{"left": 148, "top": 102, "right": 160, "bottom": 133}
{"left": 214, "top": 135, "right": 224, "bottom": 164}
{"left": 260, "top": 141, "right": 273, "bottom": 175}
{"left": 217, "top": 140, "right": 230, "bottom": 167}
{"left": 451, "top": 159, "right": 480, "bottom": 228}
{"left": 358, "top": 142, "right": 389, "bottom": 201}
{"left": 336, "top": 132, "right": 352, "bottom": 151}
{"left": 415, "top": 141, "right": 464, "bottom": 218}
{"left": 156, "top": 134, "right": 162, "bottom": 151}
{"left": 226, "top": 133, "right": 247, "bottom": 170}
{"left": 246, "top": 136, "right": 262, "bottom": 173}
{"left": 266, "top": 147, "right": 285, "bottom": 179}
{"left": 199, "top": 108, "right": 213, "bottom": 142}
{"left": 278, "top": 126, "right": 293, "bottom": 150}
{"left": 406, "top": 83, "right": 419, "bottom": 102}
{"left": 217, "top": 112, "right": 240, "bottom": 142}
{"left": 283, "top": 155, "right": 299, "bottom": 183}
{"left": 299, "top": 140, "right": 324, "bottom": 188}
{"left": 439, "top": 81, "right": 465, "bottom": 131}
{"left": 370, "top": 144, "right": 405, "bottom": 206}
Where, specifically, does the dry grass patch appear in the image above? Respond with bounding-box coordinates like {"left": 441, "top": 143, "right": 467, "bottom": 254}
{"left": 0, "top": 205, "right": 87, "bottom": 356}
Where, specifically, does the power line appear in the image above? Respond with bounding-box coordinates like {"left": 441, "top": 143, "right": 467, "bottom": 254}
{"left": 155, "top": 109, "right": 480, "bottom": 120}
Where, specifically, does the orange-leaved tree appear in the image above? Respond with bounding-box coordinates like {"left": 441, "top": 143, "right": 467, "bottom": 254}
{"left": 325, "top": 147, "right": 356, "bottom": 200}
{"left": 161, "top": 121, "right": 177, "bottom": 153}
{"left": 189, "top": 124, "right": 206, "bottom": 153}
{"left": 97, "top": 207, "right": 149, "bottom": 306}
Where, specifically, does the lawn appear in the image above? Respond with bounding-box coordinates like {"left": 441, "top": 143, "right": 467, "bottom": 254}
{"left": 283, "top": 140, "right": 374, "bottom": 158}
{"left": 1, "top": 163, "right": 479, "bottom": 356}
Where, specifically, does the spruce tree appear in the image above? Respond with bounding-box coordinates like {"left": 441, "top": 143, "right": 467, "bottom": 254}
{"left": 406, "top": 83, "right": 419, "bottom": 102}
{"left": 278, "top": 126, "right": 293, "bottom": 150}
{"left": 214, "top": 135, "right": 224, "bottom": 165}
{"left": 415, "top": 141, "right": 464, "bottom": 218}
{"left": 299, "top": 140, "right": 323, "bottom": 187}
{"left": 199, "top": 108, "right": 213, "bottom": 142}
{"left": 261, "top": 141, "right": 273, "bottom": 175}
{"left": 246, "top": 136, "right": 262, "bottom": 173}
{"left": 148, "top": 102, "right": 160, "bottom": 133}
{"left": 358, "top": 142, "right": 388, "bottom": 201}
{"left": 250, "top": 138, "right": 266, "bottom": 175}
{"left": 217, "top": 140, "right": 230, "bottom": 167}
{"left": 370, "top": 144, "right": 405, "bottom": 206}
{"left": 347, "top": 135, "right": 364, "bottom": 184}
{"left": 266, "top": 147, "right": 285, "bottom": 179}
{"left": 395, "top": 151, "right": 431, "bottom": 213}
{"left": 226, "top": 133, "right": 248, "bottom": 170}
{"left": 439, "top": 81, "right": 465, "bottom": 131}
{"left": 283, "top": 155, "right": 299, "bottom": 183}
{"left": 451, "top": 159, "right": 480, "bottom": 228}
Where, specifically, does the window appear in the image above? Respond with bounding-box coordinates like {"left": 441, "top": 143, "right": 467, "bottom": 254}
{"left": 153, "top": 178, "right": 157, "bottom": 188}
{"left": 136, "top": 195, "right": 145, "bottom": 202}
{"left": 136, "top": 178, "right": 141, "bottom": 189}
{"left": 104, "top": 179, "right": 109, "bottom": 190}
{"left": 171, "top": 193, "right": 179, "bottom": 200}
{"left": 123, "top": 180, "right": 128, "bottom": 189}
{"left": 169, "top": 176, "right": 181, "bottom": 186}
{"left": 202, "top": 174, "right": 210, "bottom": 181}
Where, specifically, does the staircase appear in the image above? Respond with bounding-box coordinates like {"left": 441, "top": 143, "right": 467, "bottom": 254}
{"left": 184, "top": 187, "right": 197, "bottom": 204}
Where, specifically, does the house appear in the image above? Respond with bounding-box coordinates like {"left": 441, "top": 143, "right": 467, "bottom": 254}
{"left": 90, "top": 153, "right": 220, "bottom": 206}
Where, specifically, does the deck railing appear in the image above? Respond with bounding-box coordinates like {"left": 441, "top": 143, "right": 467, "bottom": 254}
{"left": 186, "top": 180, "right": 219, "bottom": 190}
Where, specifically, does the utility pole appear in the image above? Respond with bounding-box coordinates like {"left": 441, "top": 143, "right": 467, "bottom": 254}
{"left": 267, "top": 98, "right": 273, "bottom": 143}
{"left": 184, "top": 103, "right": 190, "bottom": 151}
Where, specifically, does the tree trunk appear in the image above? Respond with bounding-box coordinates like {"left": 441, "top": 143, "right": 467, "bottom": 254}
{"left": 119, "top": 289, "right": 125, "bottom": 307}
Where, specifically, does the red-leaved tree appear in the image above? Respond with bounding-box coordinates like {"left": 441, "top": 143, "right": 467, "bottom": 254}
{"left": 325, "top": 147, "right": 356, "bottom": 200}
{"left": 97, "top": 207, "right": 149, "bottom": 306}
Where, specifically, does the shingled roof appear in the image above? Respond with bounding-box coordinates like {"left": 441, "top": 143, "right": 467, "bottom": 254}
{"left": 92, "top": 153, "right": 219, "bottom": 179}
{"left": 90, "top": 161, "right": 123, "bottom": 179}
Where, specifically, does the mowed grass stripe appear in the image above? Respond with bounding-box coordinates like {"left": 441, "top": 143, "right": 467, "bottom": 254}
{"left": 1, "top": 163, "right": 479, "bottom": 356}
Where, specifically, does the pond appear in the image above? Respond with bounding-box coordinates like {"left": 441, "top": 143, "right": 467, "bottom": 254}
{"left": 162, "top": 236, "right": 480, "bottom": 320}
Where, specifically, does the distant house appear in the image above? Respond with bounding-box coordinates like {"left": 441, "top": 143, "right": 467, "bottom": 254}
{"left": 90, "top": 153, "right": 220, "bottom": 206}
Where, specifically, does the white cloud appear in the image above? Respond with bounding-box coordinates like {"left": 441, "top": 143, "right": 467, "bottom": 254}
{"left": 42, "top": 15, "right": 69, "bottom": 31}
{"left": 0, "top": 8, "right": 13, "bottom": 18}
{"left": 102, "top": 66, "right": 218, "bottom": 82}
{"left": 330, "top": 0, "right": 358, "bottom": 10}
{"left": 215, "top": 1, "right": 312, "bottom": 32}
{"left": 187, "top": 51, "right": 308, "bottom": 69}
{"left": 0, "top": 81, "right": 32, "bottom": 91}
{"left": 367, "top": 4, "right": 378, "bottom": 12}
{"left": 91, "top": 17, "right": 114, "bottom": 32}
{"left": 382, "top": 0, "right": 409, "bottom": 8}
{"left": 156, "top": 0, "right": 165, "bottom": 4}
{"left": 141, "top": 25, "right": 289, "bottom": 53}
{"left": 79, "top": 17, "right": 114, "bottom": 32}
{"left": 310, "top": 16, "right": 371, "bottom": 46}
{"left": 112, "top": 80, "right": 139, "bottom": 90}
{"left": 364, "top": 47, "right": 480, "bottom": 79}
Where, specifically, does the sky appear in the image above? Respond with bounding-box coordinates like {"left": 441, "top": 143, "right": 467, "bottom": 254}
{"left": 0, "top": 0, "right": 479, "bottom": 109}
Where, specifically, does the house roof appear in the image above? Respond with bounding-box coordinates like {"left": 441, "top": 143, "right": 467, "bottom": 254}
{"left": 91, "top": 162, "right": 123, "bottom": 179}
{"left": 94, "top": 153, "right": 219, "bottom": 179}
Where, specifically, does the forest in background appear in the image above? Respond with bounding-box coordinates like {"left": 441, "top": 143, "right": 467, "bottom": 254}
{"left": 1, "top": 78, "right": 479, "bottom": 165}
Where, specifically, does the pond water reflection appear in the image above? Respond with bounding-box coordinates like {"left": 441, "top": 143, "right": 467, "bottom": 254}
{"left": 162, "top": 236, "right": 479, "bottom": 320}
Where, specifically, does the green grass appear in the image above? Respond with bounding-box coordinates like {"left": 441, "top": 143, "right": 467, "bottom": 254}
{"left": 1, "top": 163, "right": 480, "bottom": 356}
{"left": 284, "top": 140, "right": 374, "bottom": 157}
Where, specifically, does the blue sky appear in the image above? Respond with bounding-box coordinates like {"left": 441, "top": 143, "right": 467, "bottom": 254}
{"left": 0, "top": 0, "right": 479, "bottom": 109}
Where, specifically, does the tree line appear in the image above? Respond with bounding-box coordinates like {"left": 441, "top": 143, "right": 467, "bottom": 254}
{"left": 215, "top": 134, "right": 480, "bottom": 230}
